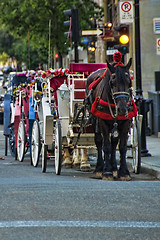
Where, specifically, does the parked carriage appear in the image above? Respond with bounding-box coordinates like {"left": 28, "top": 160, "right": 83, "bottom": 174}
{"left": 3, "top": 72, "right": 31, "bottom": 160}
{"left": 56, "top": 63, "right": 142, "bottom": 175}
{"left": 3, "top": 62, "right": 141, "bottom": 177}
{"left": 30, "top": 69, "right": 66, "bottom": 174}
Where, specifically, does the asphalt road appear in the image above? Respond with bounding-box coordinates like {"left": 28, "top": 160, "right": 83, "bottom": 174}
{"left": 0, "top": 124, "right": 160, "bottom": 240}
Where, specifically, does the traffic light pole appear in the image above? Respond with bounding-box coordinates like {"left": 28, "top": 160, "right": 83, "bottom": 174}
{"left": 63, "top": 7, "right": 80, "bottom": 63}
{"left": 134, "top": 0, "right": 151, "bottom": 157}
{"left": 74, "top": 42, "right": 79, "bottom": 63}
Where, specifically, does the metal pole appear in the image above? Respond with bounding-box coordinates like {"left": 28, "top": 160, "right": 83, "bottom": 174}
{"left": 48, "top": 19, "right": 51, "bottom": 68}
{"left": 74, "top": 42, "right": 79, "bottom": 63}
{"left": 135, "top": 0, "right": 142, "bottom": 96}
{"left": 134, "top": 0, "right": 151, "bottom": 157}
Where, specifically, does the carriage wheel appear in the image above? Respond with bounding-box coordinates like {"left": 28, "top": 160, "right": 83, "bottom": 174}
{"left": 54, "top": 119, "right": 62, "bottom": 175}
{"left": 17, "top": 120, "right": 26, "bottom": 162}
{"left": 8, "top": 124, "right": 16, "bottom": 157}
{"left": 132, "top": 117, "right": 141, "bottom": 174}
{"left": 41, "top": 143, "right": 47, "bottom": 173}
{"left": 31, "top": 120, "right": 41, "bottom": 167}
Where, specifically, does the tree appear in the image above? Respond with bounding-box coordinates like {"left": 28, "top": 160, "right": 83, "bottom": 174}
{"left": 0, "top": 0, "right": 103, "bottom": 68}
{"left": 0, "top": 52, "right": 9, "bottom": 66}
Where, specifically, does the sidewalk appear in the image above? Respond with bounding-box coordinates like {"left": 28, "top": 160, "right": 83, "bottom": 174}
{"left": 137, "top": 135, "right": 160, "bottom": 179}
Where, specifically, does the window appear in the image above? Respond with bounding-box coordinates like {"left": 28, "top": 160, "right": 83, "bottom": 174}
{"left": 153, "top": 18, "right": 160, "bottom": 34}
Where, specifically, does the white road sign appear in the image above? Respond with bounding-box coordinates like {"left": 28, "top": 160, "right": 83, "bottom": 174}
{"left": 119, "top": 1, "right": 133, "bottom": 24}
{"left": 106, "top": 49, "right": 119, "bottom": 55}
{"left": 156, "top": 38, "right": 160, "bottom": 55}
{"left": 82, "top": 29, "right": 103, "bottom": 36}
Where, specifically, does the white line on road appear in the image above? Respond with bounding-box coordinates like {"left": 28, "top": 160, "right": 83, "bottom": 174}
{"left": 0, "top": 220, "right": 159, "bottom": 228}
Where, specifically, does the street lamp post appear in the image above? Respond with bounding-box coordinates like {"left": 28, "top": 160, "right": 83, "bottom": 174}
{"left": 134, "top": 0, "right": 151, "bottom": 157}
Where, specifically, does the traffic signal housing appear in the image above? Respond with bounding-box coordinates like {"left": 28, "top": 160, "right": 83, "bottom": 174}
{"left": 114, "top": 24, "right": 129, "bottom": 54}
{"left": 63, "top": 8, "right": 80, "bottom": 43}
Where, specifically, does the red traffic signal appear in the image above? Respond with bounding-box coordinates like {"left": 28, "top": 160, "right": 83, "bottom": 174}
{"left": 55, "top": 54, "right": 59, "bottom": 59}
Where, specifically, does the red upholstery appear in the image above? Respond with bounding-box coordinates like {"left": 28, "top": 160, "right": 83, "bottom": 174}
{"left": 74, "top": 91, "right": 85, "bottom": 99}
{"left": 69, "top": 63, "right": 107, "bottom": 73}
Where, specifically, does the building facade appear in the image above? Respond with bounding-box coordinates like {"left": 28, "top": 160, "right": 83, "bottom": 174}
{"left": 95, "top": 0, "right": 160, "bottom": 97}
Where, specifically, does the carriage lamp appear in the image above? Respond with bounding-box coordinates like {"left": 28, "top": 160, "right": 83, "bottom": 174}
{"left": 58, "top": 80, "right": 69, "bottom": 100}
{"left": 34, "top": 92, "right": 41, "bottom": 102}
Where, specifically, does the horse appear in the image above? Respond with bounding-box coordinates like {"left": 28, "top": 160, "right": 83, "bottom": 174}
{"left": 85, "top": 59, "right": 137, "bottom": 180}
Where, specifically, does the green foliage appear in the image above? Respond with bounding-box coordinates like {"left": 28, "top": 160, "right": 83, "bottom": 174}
{"left": 0, "top": 0, "right": 103, "bottom": 68}
{"left": 0, "top": 52, "right": 9, "bottom": 66}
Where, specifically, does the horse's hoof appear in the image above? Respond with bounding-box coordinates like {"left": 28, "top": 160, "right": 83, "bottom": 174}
{"left": 80, "top": 162, "right": 91, "bottom": 172}
{"left": 72, "top": 163, "right": 80, "bottom": 169}
{"left": 102, "top": 172, "right": 113, "bottom": 181}
{"left": 95, "top": 172, "right": 103, "bottom": 179}
{"left": 62, "top": 161, "right": 72, "bottom": 168}
{"left": 119, "top": 175, "right": 132, "bottom": 181}
{"left": 102, "top": 175, "right": 113, "bottom": 181}
{"left": 113, "top": 171, "right": 118, "bottom": 179}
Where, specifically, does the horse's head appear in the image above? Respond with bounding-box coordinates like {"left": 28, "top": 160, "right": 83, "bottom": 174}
{"left": 107, "top": 58, "right": 132, "bottom": 117}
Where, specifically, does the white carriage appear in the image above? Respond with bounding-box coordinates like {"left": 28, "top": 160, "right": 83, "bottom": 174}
{"left": 31, "top": 70, "right": 63, "bottom": 175}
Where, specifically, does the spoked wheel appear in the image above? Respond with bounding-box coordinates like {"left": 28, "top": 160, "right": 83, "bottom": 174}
{"left": 31, "top": 120, "right": 41, "bottom": 167}
{"left": 54, "top": 119, "right": 62, "bottom": 175}
{"left": 17, "top": 120, "right": 26, "bottom": 162}
{"left": 8, "top": 124, "right": 16, "bottom": 157}
{"left": 132, "top": 117, "right": 141, "bottom": 174}
{"left": 41, "top": 143, "right": 47, "bottom": 173}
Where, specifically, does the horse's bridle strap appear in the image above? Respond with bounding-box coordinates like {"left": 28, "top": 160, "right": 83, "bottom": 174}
{"left": 113, "top": 91, "right": 129, "bottom": 100}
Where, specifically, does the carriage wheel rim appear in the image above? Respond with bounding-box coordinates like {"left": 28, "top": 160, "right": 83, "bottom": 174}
{"left": 31, "top": 120, "right": 41, "bottom": 167}
{"left": 17, "top": 121, "right": 26, "bottom": 162}
{"left": 41, "top": 144, "right": 47, "bottom": 173}
{"left": 55, "top": 120, "right": 62, "bottom": 175}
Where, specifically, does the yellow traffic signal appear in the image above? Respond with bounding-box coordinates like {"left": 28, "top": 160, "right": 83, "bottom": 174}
{"left": 119, "top": 34, "right": 129, "bottom": 45}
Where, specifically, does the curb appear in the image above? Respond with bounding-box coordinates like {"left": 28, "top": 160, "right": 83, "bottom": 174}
{"left": 140, "top": 163, "right": 160, "bottom": 180}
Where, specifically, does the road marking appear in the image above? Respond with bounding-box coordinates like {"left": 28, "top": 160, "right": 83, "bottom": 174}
{"left": 0, "top": 220, "right": 159, "bottom": 228}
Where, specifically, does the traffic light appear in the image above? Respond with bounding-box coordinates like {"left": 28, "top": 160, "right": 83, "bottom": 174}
{"left": 114, "top": 24, "right": 129, "bottom": 54}
{"left": 63, "top": 8, "right": 80, "bottom": 42}
{"left": 55, "top": 53, "right": 59, "bottom": 59}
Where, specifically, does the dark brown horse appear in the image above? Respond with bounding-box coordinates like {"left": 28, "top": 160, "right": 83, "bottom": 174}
{"left": 86, "top": 59, "right": 137, "bottom": 180}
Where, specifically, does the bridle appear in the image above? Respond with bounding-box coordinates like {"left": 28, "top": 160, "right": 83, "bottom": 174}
{"left": 108, "top": 64, "right": 132, "bottom": 119}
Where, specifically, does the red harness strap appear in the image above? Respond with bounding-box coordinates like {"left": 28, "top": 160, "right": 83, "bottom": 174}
{"left": 88, "top": 68, "right": 108, "bottom": 90}
{"left": 91, "top": 97, "right": 137, "bottom": 120}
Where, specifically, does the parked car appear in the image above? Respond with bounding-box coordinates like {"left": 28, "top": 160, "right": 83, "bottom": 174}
{"left": 0, "top": 95, "right": 4, "bottom": 124}
{"left": 0, "top": 71, "right": 4, "bottom": 87}
{"left": 3, "top": 72, "right": 16, "bottom": 94}
{"left": 0, "top": 78, "right": 4, "bottom": 87}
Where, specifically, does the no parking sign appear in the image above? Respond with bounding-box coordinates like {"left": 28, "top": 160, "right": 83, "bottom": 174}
{"left": 119, "top": 1, "right": 133, "bottom": 23}
{"left": 156, "top": 38, "right": 160, "bottom": 55}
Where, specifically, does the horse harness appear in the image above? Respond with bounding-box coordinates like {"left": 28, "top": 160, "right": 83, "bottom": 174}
{"left": 87, "top": 63, "right": 137, "bottom": 138}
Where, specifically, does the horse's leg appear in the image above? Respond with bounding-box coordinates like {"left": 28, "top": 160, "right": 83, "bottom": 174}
{"left": 72, "top": 148, "right": 81, "bottom": 168}
{"left": 80, "top": 148, "right": 91, "bottom": 172}
{"left": 94, "top": 132, "right": 104, "bottom": 178}
{"left": 118, "top": 121, "right": 131, "bottom": 181}
{"left": 111, "top": 136, "right": 119, "bottom": 179}
{"left": 63, "top": 148, "right": 72, "bottom": 168}
{"left": 102, "top": 131, "right": 113, "bottom": 181}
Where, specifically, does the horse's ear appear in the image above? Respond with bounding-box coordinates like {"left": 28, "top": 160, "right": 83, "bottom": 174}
{"left": 106, "top": 60, "right": 115, "bottom": 73}
{"left": 126, "top": 58, "right": 132, "bottom": 70}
